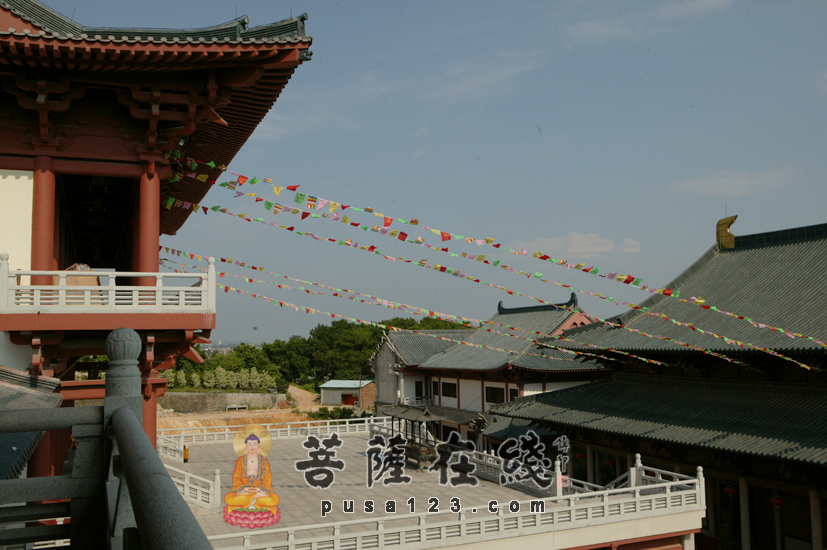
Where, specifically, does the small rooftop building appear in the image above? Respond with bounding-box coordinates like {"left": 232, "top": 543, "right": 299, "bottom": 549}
{"left": 319, "top": 379, "right": 374, "bottom": 407}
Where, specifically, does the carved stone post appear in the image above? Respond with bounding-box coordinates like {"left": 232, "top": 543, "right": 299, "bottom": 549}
{"left": 104, "top": 327, "right": 143, "bottom": 548}
{"left": 104, "top": 327, "right": 143, "bottom": 426}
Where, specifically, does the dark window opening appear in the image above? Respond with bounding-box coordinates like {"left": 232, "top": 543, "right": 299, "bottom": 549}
{"left": 485, "top": 386, "right": 505, "bottom": 404}
{"left": 442, "top": 382, "right": 457, "bottom": 398}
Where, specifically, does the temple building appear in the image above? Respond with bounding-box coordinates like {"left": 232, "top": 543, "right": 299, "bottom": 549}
{"left": 0, "top": 0, "right": 311, "bottom": 481}
{"left": 488, "top": 219, "right": 827, "bottom": 550}
{"left": 373, "top": 295, "right": 607, "bottom": 449}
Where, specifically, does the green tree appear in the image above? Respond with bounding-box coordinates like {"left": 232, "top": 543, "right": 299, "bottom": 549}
{"left": 161, "top": 369, "right": 174, "bottom": 389}
{"left": 249, "top": 367, "right": 262, "bottom": 390}
{"left": 225, "top": 371, "right": 239, "bottom": 390}
{"left": 214, "top": 367, "right": 229, "bottom": 388}
{"left": 234, "top": 343, "right": 276, "bottom": 374}
{"left": 263, "top": 336, "right": 311, "bottom": 382}
{"left": 176, "top": 370, "right": 187, "bottom": 388}
{"left": 191, "top": 372, "right": 201, "bottom": 389}
{"left": 206, "top": 352, "right": 245, "bottom": 373}
{"left": 237, "top": 369, "right": 250, "bottom": 390}
{"left": 202, "top": 370, "right": 216, "bottom": 388}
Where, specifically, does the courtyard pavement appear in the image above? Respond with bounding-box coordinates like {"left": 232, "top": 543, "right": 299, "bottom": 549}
{"left": 164, "top": 433, "right": 538, "bottom": 548}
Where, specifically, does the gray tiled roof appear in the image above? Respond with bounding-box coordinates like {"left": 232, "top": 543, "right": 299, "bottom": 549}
{"left": 555, "top": 222, "right": 827, "bottom": 355}
{"left": 418, "top": 294, "right": 603, "bottom": 372}
{"left": 1, "top": 0, "right": 311, "bottom": 44}
{"left": 489, "top": 375, "right": 827, "bottom": 465}
{"left": 0, "top": 367, "right": 62, "bottom": 480}
{"left": 387, "top": 330, "right": 472, "bottom": 366}
{"left": 481, "top": 415, "right": 555, "bottom": 440}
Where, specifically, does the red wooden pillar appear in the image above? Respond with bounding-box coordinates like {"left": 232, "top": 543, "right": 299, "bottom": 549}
{"left": 481, "top": 380, "right": 485, "bottom": 413}
{"left": 27, "top": 429, "right": 53, "bottom": 479}
{"left": 137, "top": 166, "right": 160, "bottom": 286}
{"left": 143, "top": 380, "right": 158, "bottom": 449}
{"left": 31, "top": 156, "right": 55, "bottom": 285}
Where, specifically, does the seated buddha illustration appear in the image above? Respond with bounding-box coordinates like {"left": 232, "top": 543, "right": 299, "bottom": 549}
{"left": 223, "top": 424, "right": 281, "bottom": 528}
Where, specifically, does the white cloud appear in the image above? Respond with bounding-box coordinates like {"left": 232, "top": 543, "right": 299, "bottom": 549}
{"left": 567, "top": 0, "right": 731, "bottom": 43}
{"left": 566, "top": 19, "right": 636, "bottom": 43}
{"left": 670, "top": 168, "right": 796, "bottom": 198}
{"left": 652, "top": 0, "right": 732, "bottom": 20}
{"left": 511, "top": 231, "right": 641, "bottom": 259}
{"left": 619, "top": 238, "right": 642, "bottom": 253}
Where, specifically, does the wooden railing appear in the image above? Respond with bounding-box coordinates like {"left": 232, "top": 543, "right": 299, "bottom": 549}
{"left": 0, "top": 253, "right": 215, "bottom": 313}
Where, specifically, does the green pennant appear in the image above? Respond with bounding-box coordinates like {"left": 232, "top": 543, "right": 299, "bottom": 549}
{"left": 493, "top": 260, "right": 500, "bottom": 267}
{"left": 250, "top": 177, "right": 259, "bottom": 184}
{"left": 219, "top": 182, "right": 229, "bottom": 188}
{"left": 205, "top": 161, "right": 216, "bottom": 169}
{"left": 210, "top": 205, "right": 221, "bottom": 211}
{"left": 253, "top": 218, "right": 263, "bottom": 222}
{"left": 264, "top": 200, "right": 273, "bottom": 210}
{"left": 294, "top": 192, "right": 307, "bottom": 205}
{"left": 534, "top": 272, "right": 542, "bottom": 278}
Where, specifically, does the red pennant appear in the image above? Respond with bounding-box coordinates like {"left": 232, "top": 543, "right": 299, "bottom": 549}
{"left": 286, "top": 185, "right": 300, "bottom": 191}
{"left": 237, "top": 176, "right": 248, "bottom": 185}
{"left": 202, "top": 206, "right": 208, "bottom": 214}
{"left": 539, "top": 255, "right": 549, "bottom": 260}
{"left": 287, "top": 227, "right": 295, "bottom": 231}
{"left": 158, "top": 245, "right": 162, "bottom": 251}
{"left": 398, "top": 232, "right": 408, "bottom": 241}
{"left": 622, "top": 275, "right": 635, "bottom": 284}
{"left": 441, "top": 232, "right": 451, "bottom": 241}
{"left": 255, "top": 197, "right": 264, "bottom": 202}
{"left": 493, "top": 243, "right": 501, "bottom": 248}
{"left": 341, "top": 205, "right": 350, "bottom": 210}
{"left": 351, "top": 222, "right": 360, "bottom": 227}
{"left": 441, "top": 247, "right": 448, "bottom": 252}
{"left": 301, "top": 212, "right": 310, "bottom": 220}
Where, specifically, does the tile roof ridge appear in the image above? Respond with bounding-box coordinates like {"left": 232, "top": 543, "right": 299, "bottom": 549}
{"left": 732, "top": 222, "right": 827, "bottom": 251}
{"left": 3, "top": 0, "right": 308, "bottom": 41}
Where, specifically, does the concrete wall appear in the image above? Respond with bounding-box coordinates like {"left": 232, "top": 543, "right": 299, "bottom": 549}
{"left": 372, "top": 341, "right": 399, "bottom": 405}
{"left": 0, "top": 169, "right": 33, "bottom": 273}
{"left": 0, "top": 332, "right": 32, "bottom": 371}
{"left": 0, "top": 170, "right": 34, "bottom": 372}
{"left": 321, "top": 388, "right": 341, "bottom": 406}
{"left": 459, "top": 379, "right": 482, "bottom": 412}
{"left": 403, "top": 374, "right": 425, "bottom": 403}
{"left": 157, "top": 392, "right": 286, "bottom": 413}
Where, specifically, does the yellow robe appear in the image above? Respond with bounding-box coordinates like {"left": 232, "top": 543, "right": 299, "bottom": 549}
{"left": 224, "top": 454, "right": 280, "bottom": 513}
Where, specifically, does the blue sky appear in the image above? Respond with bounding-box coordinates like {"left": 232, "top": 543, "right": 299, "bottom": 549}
{"left": 47, "top": 0, "right": 827, "bottom": 344}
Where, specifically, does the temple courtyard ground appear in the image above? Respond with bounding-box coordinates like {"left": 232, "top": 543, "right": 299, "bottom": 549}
{"left": 164, "top": 433, "right": 536, "bottom": 547}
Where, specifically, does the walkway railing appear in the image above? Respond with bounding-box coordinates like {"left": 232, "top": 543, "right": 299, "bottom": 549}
{"left": 158, "top": 416, "right": 392, "bottom": 448}
{"left": 207, "top": 460, "right": 705, "bottom": 550}
{"left": 164, "top": 464, "right": 221, "bottom": 511}
{"left": 0, "top": 327, "right": 212, "bottom": 548}
{"left": 0, "top": 253, "right": 215, "bottom": 313}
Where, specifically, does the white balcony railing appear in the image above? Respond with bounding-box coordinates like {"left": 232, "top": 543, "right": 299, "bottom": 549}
{"left": 0, "top": 253, "right": 215, "bottom": 314}
{"left": 164, "top": 464, "right": 221, "bottom": 511}
{"left": 157, "top": 417, "right": 393, "bottom": 451}
{"left": 206, "top": 450, "right": 705, "bottom": 550}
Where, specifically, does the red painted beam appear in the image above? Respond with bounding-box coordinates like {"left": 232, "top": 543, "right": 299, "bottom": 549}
{"left": 0, "top": 312, "right": 215, "bottom": 332}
